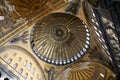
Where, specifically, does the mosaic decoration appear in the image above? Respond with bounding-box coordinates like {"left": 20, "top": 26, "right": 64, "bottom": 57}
{"left": 10, "top": 30, "right": 29, "bottom": 43}
{"left": 65, "top": 0, "right": 80, "bottom": 15}
{"left": 45, "top": 67, "right": 57, "bottom": 80}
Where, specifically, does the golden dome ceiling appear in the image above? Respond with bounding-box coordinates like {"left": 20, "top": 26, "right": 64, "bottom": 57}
{"left": 55, "top": 62, "right": 116, "bottom": 80}
{"left": 9, "top": 0, "right": 52, "bottom": 19}
{"left": 0, "top": 0, "right": 118, "bottom": 80}
{"left": 31, "top": 12, "right": 90, "bottom": 65}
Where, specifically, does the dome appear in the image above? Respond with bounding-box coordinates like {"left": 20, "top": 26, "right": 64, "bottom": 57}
{"left": 30, "top": 13, "right": 90, "bottom": 65}
{"left": 9, "top": 0, "right": 52, "bottom": 19}
{"left": 55, "top": 62, "right": 116, "bottom": 80}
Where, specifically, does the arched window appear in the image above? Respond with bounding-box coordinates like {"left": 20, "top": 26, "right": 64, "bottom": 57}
{"left": 18, "top": 57, "right": 22, "bottom": 62}
{"left": 13, "top": 63, "right": 18, "bottom": 69}
{"left": 13, "top": 53, "right": 17, "bottom": 57}
{"left": 28, "top": 63, "right": 32, "bottom": 70}
{"left": 23, "top": 60, "right": 28, "bottom": 66}
{"left": 4, "top": 78, "right": 9, "bottom": 80}
{"left": 19, "top": 68, "right": 23, "bottom": 74}
{"left": 30, "top": 77, "right": 33, "bottom": 80}
{"left": 32, "top": 68, "right": 35, "bottom": 75}
{"left": 24, "top": 73, "right": 28, "bottom": 79}
{"left": 2, "top": 54, "right": 8, "bottom": 58}
{"left": 7, "top": 58, "right": 12, "bottom": 64}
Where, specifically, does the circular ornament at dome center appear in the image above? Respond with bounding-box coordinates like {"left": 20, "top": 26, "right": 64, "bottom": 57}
{"left": 51, "top": 24, "right": 70, "bottom": 42}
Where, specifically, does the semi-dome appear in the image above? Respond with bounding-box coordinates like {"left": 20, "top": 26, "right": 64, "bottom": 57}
{"left": 0, "top": 45, "right": 45, "bottom": 80}
{"left": 9, "top": 0, "right": 52, "bottom": 19}
{"left": 55, "top": 62, "right": 116, "bottom": 80}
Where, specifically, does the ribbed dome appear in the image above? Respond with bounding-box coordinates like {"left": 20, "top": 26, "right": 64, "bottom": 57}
{"left": 9, "top": 0, "right": 52, "bottom": 18}
{"left": 30, "top": 13, "right": 90, "bottom": 65}
{"left": 55, "top": 62, "right": 116, "bottom": 80}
